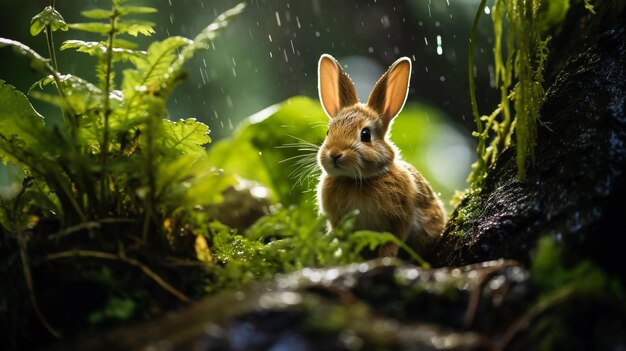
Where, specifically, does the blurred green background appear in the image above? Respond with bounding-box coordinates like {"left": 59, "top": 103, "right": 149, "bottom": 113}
{"left": 0, "top": 0, "right": 501, "bottom": 208}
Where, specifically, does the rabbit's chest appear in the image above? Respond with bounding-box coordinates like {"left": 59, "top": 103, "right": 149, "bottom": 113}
{"left": 319, "top": 172, "right": 416, "bottom": 230}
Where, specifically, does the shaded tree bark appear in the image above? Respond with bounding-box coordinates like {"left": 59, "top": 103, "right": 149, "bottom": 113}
{"left": 432, "top": 0, "right": 626, "bottom": 281}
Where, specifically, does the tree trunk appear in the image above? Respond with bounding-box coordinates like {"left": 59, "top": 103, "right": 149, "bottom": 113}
{"left": 433, "top": 1, "right": 626, "bottom": 282}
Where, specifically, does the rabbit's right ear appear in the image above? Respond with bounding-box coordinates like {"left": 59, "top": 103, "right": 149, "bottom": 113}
{"left": 318, "top": 54, "right": 359, "bottom": 118}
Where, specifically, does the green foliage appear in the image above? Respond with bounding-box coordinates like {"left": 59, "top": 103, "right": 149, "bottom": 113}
{"left": 526, "top": 237, "right": 626, "bottom": 350}
{"left": 0, "top": 0, "right": 247, "bottom": 345}
{"left": 88, "top": 297, "right": 136, "bottom": 324}
{"left": 204, "top": 206, "right": 423, "bottom": 293}
{"left": 532, "top": 237, "right": 624, "bottom": 298}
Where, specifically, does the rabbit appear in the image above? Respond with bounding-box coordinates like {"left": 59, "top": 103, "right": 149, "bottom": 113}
{"left": 316, "top": 54, "right": 446, "bottom": 258}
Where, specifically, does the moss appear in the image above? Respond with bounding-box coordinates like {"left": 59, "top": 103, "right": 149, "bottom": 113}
{"left": 448, "top": 187, "right": 484, "bottom": 237}
{"left": 468, "top": 0, "right": 549, "bottom": 187}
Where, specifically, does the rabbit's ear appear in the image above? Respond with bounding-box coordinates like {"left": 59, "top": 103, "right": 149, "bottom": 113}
{"left": 366, "top": 57, "right": 412, "bottom": 128}
{"left": 318, "top": 54, "right": 359, "bottom": 118}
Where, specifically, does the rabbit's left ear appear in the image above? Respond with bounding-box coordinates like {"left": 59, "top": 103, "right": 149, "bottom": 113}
{"left": 366, "top": 57, "right": 412, "bottom": 128}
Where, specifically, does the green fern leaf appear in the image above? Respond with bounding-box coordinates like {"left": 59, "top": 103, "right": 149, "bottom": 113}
{"left": 121, "top": 36, "right": 191, "bottom": 113}
{"left": 175, "top": 3, "right": 246, "bottom": 70}
{"left": 68, "top": 22, "right": 111, "bottom": 35}
{"left": 61, "top": 40, "right": 146, "bottom": 63}
{"left": 30, "top": 6, "right": 68, "bottom": 36}
{"left": 29, "top": 74, "right": 122, "bottom": 115}
{"left": 116, "top": 20, "right": 156, "bottom": 36}
{"left": 162, "top": 118, "right": 211, "bottom": 157}
{"left": 117, "top": 6, "right": 157, "bottom": 16}
{"left": 80, "top": 8, "right": 114, "bottom": 19}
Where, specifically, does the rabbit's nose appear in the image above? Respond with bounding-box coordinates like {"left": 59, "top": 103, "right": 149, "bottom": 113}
{"left": 330, "top": 153, "right": 342, "bottom": 163}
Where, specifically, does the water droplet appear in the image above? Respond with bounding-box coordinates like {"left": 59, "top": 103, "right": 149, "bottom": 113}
{"left": 484, "top": 6, "right": 491, "bottom": 15}
{"left": 368, "top": 47, "right": 374, "bottom": 53}
{"left": 275, "top": 11, "right": 281, "bottom": 26}
{"left": 315, "top": 31, "right": 320, "bottom": 37}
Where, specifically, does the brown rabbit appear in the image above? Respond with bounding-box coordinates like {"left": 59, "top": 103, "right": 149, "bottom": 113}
{"left": 316, "top": 54, "right": 446, "bottom": 258}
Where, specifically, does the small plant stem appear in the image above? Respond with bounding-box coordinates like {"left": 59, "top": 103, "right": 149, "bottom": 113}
{"left": 100, "top": 13, "right": 117, "bottom": 211}
{"left": 468, "top": 0, "right": 488, "bottom": 184}
{"left": 43, "top": 0, "right": 74, "bottom": 132}
{"left": 142, "top": 109, "right": 157, "bottom": 244}
{"left": 44, "top": 26, "right": 74, "bottom": 129}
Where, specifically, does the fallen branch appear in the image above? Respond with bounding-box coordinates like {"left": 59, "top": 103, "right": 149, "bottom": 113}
{"left": 45, "top": 250, "right": 190, "bottom": 303}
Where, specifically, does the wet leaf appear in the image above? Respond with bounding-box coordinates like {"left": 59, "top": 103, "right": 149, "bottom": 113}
{"left": 0, "top": 80, "right": 45, "bottom": 164}
{"left": 0, "top": 37, "right": 54, "bottom": 73}
{"left": 162, "top": 118, "right": 211, "bottom": 158}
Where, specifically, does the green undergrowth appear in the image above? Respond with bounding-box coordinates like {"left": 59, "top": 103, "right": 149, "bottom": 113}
{"left": 519, "top": 237, "right": 626, "bottom": 350}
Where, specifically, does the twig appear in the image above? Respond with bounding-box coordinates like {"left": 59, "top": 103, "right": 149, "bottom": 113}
{"left": 463, "top": 260, "right": 519, "bottom": 329}
{"left": 17, "top": 234, "right": 62, "bottom": 338}
{"left": 493, "top": 288, "right": 574, "bottom": 351}
{"left": 46, "top": 250, "right": 190, "bottom": 303}
{"left": 47, "top": 218, "right": 137, "bottom": 240}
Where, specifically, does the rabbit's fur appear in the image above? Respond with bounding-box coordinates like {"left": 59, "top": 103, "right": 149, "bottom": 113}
{"left": 316, "top": 54, "right": 446, "bottom": 258}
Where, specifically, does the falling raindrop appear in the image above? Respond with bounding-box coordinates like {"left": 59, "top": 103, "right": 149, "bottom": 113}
{"left": 275, "top": 11, "right": 282, "bottom": 26}
{"left": 315, "top": 31, "right": 320, "bottom": 37}
{"left": 368, "top": 47, "right": 374, "bottom": 53}
{"left": 436, "top": 35, "right": 443, "bottom": 55}
{"left": 268, "top": 34, "right": 273, "bottom": 42}
{"left": 484, "top": 6, "right": 491, "bottom": 15}
{"left": 199, "top": 67, "right": 206, "bottom": 85}
{"left": 381, "top": 15, "right": 390, "bottom": 28}
{"left": 296, "top": 16, "right": 301, "bottom": 29}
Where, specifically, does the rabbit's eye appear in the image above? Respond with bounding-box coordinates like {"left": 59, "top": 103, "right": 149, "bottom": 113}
{"left": 360, "top": 128, "right": 371, "bottom": 142}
